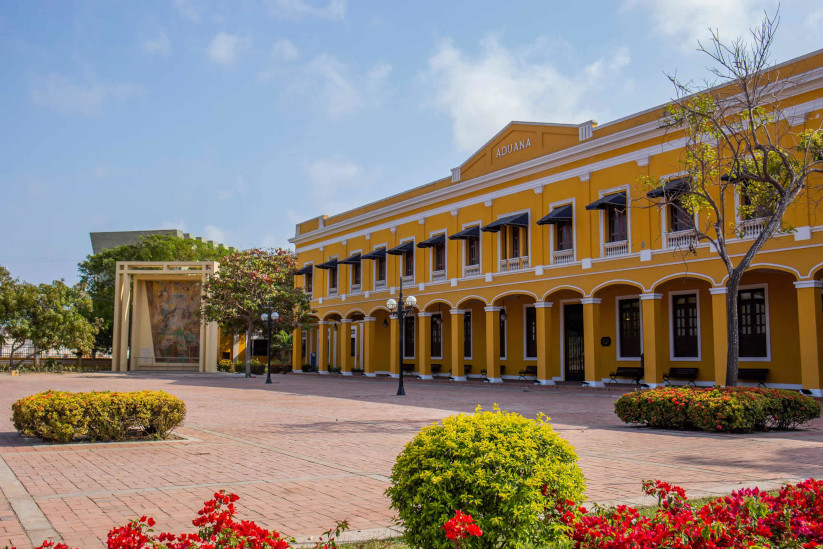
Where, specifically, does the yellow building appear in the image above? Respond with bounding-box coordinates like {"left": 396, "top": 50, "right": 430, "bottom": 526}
{"left": 289, "top": 49, "right": 823, "bottom": 395}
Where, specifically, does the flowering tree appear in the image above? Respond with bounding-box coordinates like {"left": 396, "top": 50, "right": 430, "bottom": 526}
{"left": 642, "top": 14, "right": 823, "bottom": 385}
{"left": 0, "top": 266, "right": 98, "bottom": 369}
{"left": 199, "top": 249, "right": 313, "bottom": 377}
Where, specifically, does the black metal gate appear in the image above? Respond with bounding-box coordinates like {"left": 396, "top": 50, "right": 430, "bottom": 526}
{"left": 564, "top": 304, "right": 585, "bottom": 381}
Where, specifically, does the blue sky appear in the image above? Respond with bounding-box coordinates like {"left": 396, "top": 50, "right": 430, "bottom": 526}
{"left": 1, "top": 0, "right": 821, "bottom": 284}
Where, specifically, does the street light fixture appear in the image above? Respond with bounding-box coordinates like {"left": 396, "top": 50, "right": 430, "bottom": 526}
{"left": 260, "top": 310, "right": 280, "bottom": 384}
{"left": 387, "top": 282, "right": 416, "bottom": 396}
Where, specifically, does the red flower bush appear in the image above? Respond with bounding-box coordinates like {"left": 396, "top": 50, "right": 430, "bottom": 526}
{"left": 559, "top": 478, "right": 823, "bottom": 548}
{"left": 442, "top": 510, "right": 483, "bottom": 548}
{"left": 614, "top": 386, "right": 820, "bottom": 432}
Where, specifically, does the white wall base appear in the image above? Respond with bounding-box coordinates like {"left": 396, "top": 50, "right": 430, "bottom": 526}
{"left": 585, "top": 380, "right": 604, "bottom": 387}
{"left": 389, "top": 373, "right": 399, "bottom": 378}
{"left": 451, "top": 376, "right": 466, "bottom": 381}
{"left": 341, "top": 371, "right": 353, "bottom": 376}
{"left": 364, "top": 372, "right": 376, "bottom": 377}
{"left": 418, "top": 374, "right": 433, "bottom": 380}
{"left": 537, "top": 379, "right": 555, "bottom": 385}
{"left": 487, "top": 377, "right": 503, "bottom": 383}
{"left": 318, "top": 370, "right": 329, "bottom": 375}
{"left": 801, "top": 388, "right": 822, "bottom": 397}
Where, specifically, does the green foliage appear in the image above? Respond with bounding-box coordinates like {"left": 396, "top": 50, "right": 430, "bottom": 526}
{"left": 386, "top": 405, "right": 585, "bottom": 549}
{"left": 77, "top": 234, "right": 232, "bottom": 354}
{"left": 12, "top": 390, "right": 186, "bottom": 443}
{"left": 0, "top": 267, "right": 98, "bottom": 369}
{"left": 199, "top": 248, "right": 313, "bottom": 377}
{"left": 614, "top": 387, "right": 820, "bottom": 433}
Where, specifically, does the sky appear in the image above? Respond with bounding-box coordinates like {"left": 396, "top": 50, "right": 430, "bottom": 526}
{"left": 1, "top": 0, "right": 821, "bottom": 285}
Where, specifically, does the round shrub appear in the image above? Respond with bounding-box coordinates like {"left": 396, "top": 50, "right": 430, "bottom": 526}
{"left": 614, "top": 386, "right": 696, "bottom": 429}
{"left": 386, "top": 405, "right": 585, "bottom": 549}
{"left": 686, "top": 388, "right": 768, "bottom": 432}
{"left": 12, "top": 390, "right": 186, "bottom": 443}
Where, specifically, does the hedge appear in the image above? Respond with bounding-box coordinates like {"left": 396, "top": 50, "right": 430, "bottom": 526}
{"left": 12, "top": 390, "right": 186, "bottom": 443}
{"left": 614, "top": 386, "right": 820, "bottom": 432}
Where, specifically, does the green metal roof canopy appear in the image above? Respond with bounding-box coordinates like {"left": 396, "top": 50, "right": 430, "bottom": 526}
{"left": 449, "top": 226, "right": 480, "bottom": 240}
{"left": 417, "top": 234, "right": 446, "bottom": 248}
{"left": 338, "top": 253, "right": 362, "bottom": 265}
{"left": 315, "top": 258, "right": 338, "bottom": 269}
{"left": 481, "top": 213, "right": 529, "bottom": 233}
{"left": 387, "top": 241, "right": 415, "bottom": 255}
{"left": 646, "top": 177, "right": 691, "bottom": 199}
{"left": 536, "top": 204, "right": 573, "bottom": 225}
{"left": 361, "top": 248, "right": 387, "bottom": 260}
{"left": 585, "top": 192, "right": 626, "bottom": 210}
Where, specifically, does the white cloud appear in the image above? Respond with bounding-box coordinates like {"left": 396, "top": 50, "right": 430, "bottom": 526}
{"left": 264, "top": 0, "right": 345, "bottom": 20}
{"left": 173, "top": 0, "right": 199, "bottom": 22}
{"left": 160, "top": 219, "right": 187, "bottom": 231}
{"left": 216, "top": 176, "right": 248, "bottom": 201}
{"left": 30, "top": 72, "right": 142, "bottom": 115}
{"left": 203, "top": 225, "right": 227, "bottom": 244}
{"left": 207, "top": 32, "right": 251, "bottom": 66}
{"left": 425, "top": 35, "right": 631, "bottom": 152}
{"left": 623, "top": 0, "right": 779, "bottom": 51}
{"left": 302, "top": 156, "right": 382, "bottom": 215}
{"left": 295, "top": 55, "right": 391, "bottom": 117}
{"left": 143, "top": 31, "right": 172, "bottom": 57}
{"left": 805, "top": 10, "right": 823, "bottom": 31}
{"left": 271, "top": 38, "right": 299, "bottom": 61}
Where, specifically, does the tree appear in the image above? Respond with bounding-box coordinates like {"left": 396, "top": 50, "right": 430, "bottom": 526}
{"left": 199, "top": 248, "right": 313, "bottom": 377}
{"left": 642, "top": 14, "right": 823, "bottom": 385}
{"left": 78, "top": 234, "right": 232, "bottom": 354}
{"left": 0, "top": 266, "right": 99, "bottom": 369}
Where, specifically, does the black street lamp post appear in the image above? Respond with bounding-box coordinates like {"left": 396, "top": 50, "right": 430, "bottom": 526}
{"left": 260, "top": 309, "right": 280, "bottom": 384}
{"left": 387, "top": 279, "right": 416, "bottom": 396}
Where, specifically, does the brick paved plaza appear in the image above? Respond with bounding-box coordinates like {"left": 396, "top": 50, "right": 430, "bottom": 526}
{"left": 1, "top": 373, "right": 822, "bottom": 548}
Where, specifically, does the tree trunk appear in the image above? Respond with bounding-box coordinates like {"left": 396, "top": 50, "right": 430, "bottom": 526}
{"left": 724, "top": 273, "right": 742, "bottom": 387}
{"left": 245, "top": 320, "right": 253, "bottom": 378}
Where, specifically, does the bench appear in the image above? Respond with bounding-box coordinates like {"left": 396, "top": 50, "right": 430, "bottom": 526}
{"left": 431, "top": 364, "right": 442, "bottom": 375}
{"left": 738, "top": 368, "right": 769, "bottom": 387}
{"left": 449, "top": 364, "right": 471, "bottom": 380}
{"left": 402, "top": 363, "right": 415, "bottom": 374}
{"left": 663, "top": 367, "right": 699, "bottom": 386}
{"left": 480, "top": 365, "right": 505, "bottom": 381}
{"left": 609, "top": 366, "right": 644, "bottom": 385}
{"left": 519, "top": 365, "right": 538, "bottom": 380}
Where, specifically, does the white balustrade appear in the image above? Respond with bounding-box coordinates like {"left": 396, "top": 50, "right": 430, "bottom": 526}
{"left": 666, "top": 229, "right": 697, "bottom": 249}
{"left": 374, "top": 279, "right": 387, "bottom": 290}
{"left": 500, "top": 256, "right": 530, "bottom": 272}
{"left": 350, "top": 283, "right": 361, "bottom": 293}
{"left": 328, "top": 287, "right": 338, "bottom": 297}
{"left": 401, "top": 275, "right": 415, "bottom": 286}
{"left": 431, "top": 270, "right": 447, "bottom": 283}
{"left": 553, "top": 249, "right": 574, "bottom": 265}
{"left": 603, "top": 240, "right": 628, "bottom": 258}
{"left": 739, "top": 217, "right": 767, "bottom": 239}
{"left": 464, "top": 264, "right": 481, "bottom": 277}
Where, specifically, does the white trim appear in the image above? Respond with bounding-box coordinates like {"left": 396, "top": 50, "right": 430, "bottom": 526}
{"left": 399, "top": 236, "right": 416, "bottom": 285}
{"left": 615, "top": 295, "right": 642, "bottom": 361}
{"left": 348, "top": 249, "right": 362, "bottom": 294}
{"left": 794, "top": 280, "right": 823, "bottom": 289}
{"left": 547, "top": 199, "right": 576, "bottom": 265}
{"left": 709, "top": 287, "right": 728, "bottom": 295}
{"left": 494, "top": 209, "right": 531, "bottom": 273}
{"left": 669, "top": 290, "right": 702, "bottom": 362}
{"left": 461, "top": 220, "right": 483, "bottom": 278}
{"left": 737, "top": 284, "right": 771, "bottom": 362}
{"left": 580, "top": 297, "right": 601, "bottom": 305}
{"left": 430, "top": 313, "right": 444, "bottom": 360}
{"left": 428, "top": 229, "right": 448, "bottom": 283}
{"left": 597, "top": 185, "right": 631, "bottom": 259}
{"left": 523, "top": 304, "right": 537, "bottom": 360}
{"left": 534, "top": 302, "right": 552, "bottom": 308}
{"left": 371, "top": 243, "right": 388, "bottom": 291}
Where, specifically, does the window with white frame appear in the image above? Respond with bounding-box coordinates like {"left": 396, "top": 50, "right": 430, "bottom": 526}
{"left": 524, "top": 306, "right": 537, "bottom": 359}
{"left": 431, "top": 314, "right": 443, "bottom": 358}
{"left": 671, "top": 292, "right": 699, "bottom": 358}
{"left": 403, "top": 315, "right": 416, "bottom": 359}
{"left": 617, "top": 297, "right": 641, "bottom": 358}
{"left": 738, "top": 287, "right": 768, "bottom": 358}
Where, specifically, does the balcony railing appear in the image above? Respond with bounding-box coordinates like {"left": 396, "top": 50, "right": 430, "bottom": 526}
{"left": 431, "top": 270, "right": 447, "bottom": 283}
{"left": 738, "top": 217, "right": 767, "bottom": 239}
{"left": 500, "top": 256, "right": 529, "bottom": 272}
{"left": 603, "top": 240, "right": 628, "bottom": 258}
{"left": 401, "top": 275, "right": 415, "bottom": 286}
{"left": 553, "top": 249, "right": 574, "bottom": 265}
{"left": 374, "top": 279, "right": 387, "bottom": 290}
{"left": 666, "top": 229, "right": 697, "bottom": 249}
{"left": 328, "top": 287, "right": 338, "bottom": 297}
{"left": 464, "top": 264, "right": 481, "bottom": 278}
{"left": 350, "top": 283, "right": 361, "bottom": 293}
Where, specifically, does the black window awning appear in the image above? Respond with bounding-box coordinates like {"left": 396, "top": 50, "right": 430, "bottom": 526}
{"left": 646, "top": 177, "right": 690, "bottom": 199}
{"left": 315, "top": 258, "right": 338, "bottom": 269}
{"left": 295, "top": 265, "right": 313, "bottom": 275}
{"left": 449, "top": 226, "right": 480, "bottom": 240}
{"left": 585, "top": 192, "right": 626, "bottom": 211}
{"left": 387, "top": 241, "right": 415, "bottom": 255}
{"left": 417, "top": 234, "right": 446, "bottom": 248}
{"left": 338, "top": 253, "right": 362, "bottom": 265}
{"left": 361, "top": 248, "right": 387, "bottom": 260}
{"left": 536, "top": 204, "right": 573, "bottom": 225}
{"left": 481, "top": 213, "right": 529, "bottom": 233}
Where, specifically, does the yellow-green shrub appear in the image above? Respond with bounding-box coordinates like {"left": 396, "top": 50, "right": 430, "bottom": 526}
{"left": 12, "top": 390, "right": 186, "bottom": 443}
{"left": 386, "top": 405, "right": 585, "bottom": 549}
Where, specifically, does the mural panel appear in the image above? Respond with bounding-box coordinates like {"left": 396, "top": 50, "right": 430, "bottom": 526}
{"left": 146, "top": 281, "right": 201, "bottom": 363}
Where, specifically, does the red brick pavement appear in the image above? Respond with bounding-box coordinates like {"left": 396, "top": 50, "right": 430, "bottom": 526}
{"left": 0, "top": 373, "right": 821, "bottom": 548}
